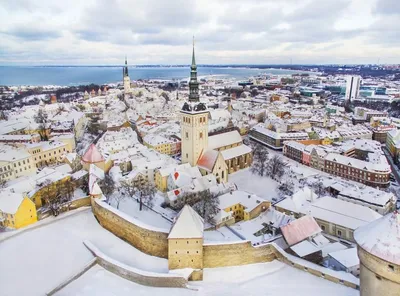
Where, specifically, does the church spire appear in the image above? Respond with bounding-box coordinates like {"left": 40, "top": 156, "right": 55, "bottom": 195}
{"left": 188, "top": 37, "right": 199, "bottom": 102}
{"left": 124, "top": 56, "right": 129, "bottom": 77}
{"left": 191, "top": 36, "right": 196, "bottom": 68}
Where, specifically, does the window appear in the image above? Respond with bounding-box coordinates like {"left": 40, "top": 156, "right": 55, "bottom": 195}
{"left": 321, "top": 225, "right": 325, "bottom": 231}
{"left": 337, "top": 230, "right": 342, "bottom": 237}
{"left": 185, "top": 132, "right": 189, "bottom": 139}
{"left": 187, "top": 241, "right": 189, "bottom": 244}
{"left": 389, "top": 265, "right": 395, "bottom": 272}
{"left": 200, "top": 132, "right": 203, "bottom": 139}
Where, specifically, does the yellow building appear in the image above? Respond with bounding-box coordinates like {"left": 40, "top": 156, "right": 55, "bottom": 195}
{"left": 386, "top": 129, "right": 400, "bottom": 163}
{"left": 30, "top": 174, "right": 72, "bottom": 208}
{"left": 143, "top": 134, "right": 174, "bottom": 155}
{"left": 26, "top": 140, "right": 71, "bottom": 169}
{"left": 216, "top": 191, "right": 270, "bottom": 225}
{"left": 168, "top": 205, "right": 204, "bottom": 279}
{"left": 0, "top": 146, "right": 36, "bottom": 181}
{"left": 155, "top": 163, "right": 193, "bottom": 192}
{"left": 0, "top": 191, "right": 37, "bottom": 229}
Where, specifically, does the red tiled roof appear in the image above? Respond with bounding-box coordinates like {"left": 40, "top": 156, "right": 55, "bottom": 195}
{"left": 281, "top": 215, "right": 322, "bottom": 246}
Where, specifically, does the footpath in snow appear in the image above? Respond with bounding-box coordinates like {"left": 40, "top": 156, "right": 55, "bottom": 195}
{"left": 57, "top": 260, "right": 359, "bottom": 296}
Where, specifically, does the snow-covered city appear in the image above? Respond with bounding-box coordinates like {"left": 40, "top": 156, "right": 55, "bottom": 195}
{"left": 1, "top": 1, "right": 400, "bottom": 295}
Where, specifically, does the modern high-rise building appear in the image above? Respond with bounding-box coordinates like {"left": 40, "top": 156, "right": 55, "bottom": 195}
{"left": 345, "top": 75, "right": 361, "bottom": 101}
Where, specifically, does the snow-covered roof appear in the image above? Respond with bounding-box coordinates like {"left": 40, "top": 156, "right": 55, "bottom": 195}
{"left": 0, "top": 190, "right": 26, "bottom": 214}
{"left": 89, "top": 164, "right": 105, "bottom": 180}
{"left": 82, "top": 144, "right": 104, "bottom": 163}
{"left": 338, "top": 186, "right": 395, "bottom": 207}
{"left": 168, "top": 205, "right": 204, "bottom": 239}
{"left": 354, "top": 211, "right": 400, "bottom": 265}
{"left": 220, "top": 144, "right": 252, "bottom": 160}
{"left": 158, "top": 163, "right": 191, "bottom": 177}
{"left": 208, "top": 130, "right": 242, "bottom": 150}
{"left": 275, "top": 186, "right": 316, "bottom": 213}
{"left": 197, "top": 150, "right": 219, "bottom": 172}
{"left": 291, "top": 240, "right": 320, "bottom": 257}
{"left": 281, "top": 215, "right": 322, "bottom": 246}
{"left": 328, "top": 248, "right": 359, "bottom": 268}
{"left": 90, "top": 182, "right": 103, "bottom": 196}
{"left": 302, "top": 196, "right": 382, "bottom": 230}
{"left": 325, "top": 153, "right": 390, "bottom": 173}
{"left": 218, "top": 190, "right": 268, "bottom": 213}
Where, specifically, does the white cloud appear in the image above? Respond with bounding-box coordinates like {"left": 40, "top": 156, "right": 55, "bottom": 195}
{"left": 0, "top": 0, "right": 399, "bottom": 65}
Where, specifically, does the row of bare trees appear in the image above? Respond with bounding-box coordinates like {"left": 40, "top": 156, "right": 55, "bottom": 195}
{"left": 99, "top": 173, "right": 220, "bottom": 225}
{"left": 250, "top": 144, "right": 287, "bottom": 180}
{"left": 38, "top": 178, "right": 76, "bottom": 216}
{"left": 172, "top": 189, "right": 220, "bottom": 225}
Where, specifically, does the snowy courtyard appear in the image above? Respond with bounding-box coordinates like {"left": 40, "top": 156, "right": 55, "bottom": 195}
{"left": 229, "top": 168, "right": 280, "bottom": 201}
{"left": 109, "top": 194, "right": 173, "bottom": 230}
{"left": 0, "top": 209, "right": 168, "bottom": 296}
{"left": 57, "top": 260, "right": 359, "bottom": 296}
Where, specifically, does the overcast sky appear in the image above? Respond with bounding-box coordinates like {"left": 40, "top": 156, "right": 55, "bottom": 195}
{"left": 0, "top": 0, "right": 399, "bottom": 65}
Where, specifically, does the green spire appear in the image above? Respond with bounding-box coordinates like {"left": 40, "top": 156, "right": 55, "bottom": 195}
{"left": 191, "top": 36, "right": 196, "bottom": 67}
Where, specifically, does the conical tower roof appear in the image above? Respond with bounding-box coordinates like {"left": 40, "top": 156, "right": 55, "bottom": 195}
{"left": 82, "top": 144, "right": 104, "bottom": 163}
{"left": 354, "top": 211, "right": 400, "bottom": 265}
{"left": 168, "top": 205, "right": 204, "bottom": 239}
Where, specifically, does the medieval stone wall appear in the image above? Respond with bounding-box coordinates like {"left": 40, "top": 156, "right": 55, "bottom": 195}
{"left": 203, "top": 241, "right": 276, "bottom": 268}
{"left": 91, "top": 198, "right": 169, "bottom": 258}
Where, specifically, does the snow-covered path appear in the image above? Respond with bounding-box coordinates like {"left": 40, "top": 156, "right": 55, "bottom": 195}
{"left": 57, "top": 261, "right": 359, "bottom": 296}
{"left": 0, "top": 209, "right": 168, "bottom": 296}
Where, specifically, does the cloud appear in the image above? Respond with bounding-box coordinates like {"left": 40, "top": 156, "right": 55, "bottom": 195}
{"left": 0, "top": 0, "right": 399, "bottom": 65}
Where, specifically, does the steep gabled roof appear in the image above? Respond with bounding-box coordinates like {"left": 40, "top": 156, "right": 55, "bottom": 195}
{"left": 197, "top": 150, "right": 219, "bottom": 172}
{"left": 281, "top": 215, "right": 322, "bottom": 247}
{"left": 168, "top": 205, "right": 204, "bottom": 239}
{"left": 82, "top": 144, "right": 104, "bottom": 163}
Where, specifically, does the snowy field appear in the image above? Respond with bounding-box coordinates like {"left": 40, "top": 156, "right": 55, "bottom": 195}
{"left": 229, "top": 168, "right": 279, "bottom": 201}
{"left": 57, "top": 260, "right": 359, "bottom": 296}
{"left": 0, "top": 209, "right": 168, "bottom": 296}
{"left": 110, "top": 195, "right": 172, "bottom": 230}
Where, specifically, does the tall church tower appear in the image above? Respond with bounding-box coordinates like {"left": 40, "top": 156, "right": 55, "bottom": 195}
{"left": 123, "top": 56, "right": 131, "bottom": 94}
{"left": 181, "top": 39, "right": 209, "bottom": 166}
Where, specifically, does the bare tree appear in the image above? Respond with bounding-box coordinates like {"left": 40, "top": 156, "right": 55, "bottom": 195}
{"left": 313, "top": 181, "right": 326, "bottom": 197}
{"left": 121, "top": 179, "right": 156, "bottom": 211}
{"left": 136, "top": 182, "right": 156, "bottom": 211}
{"left": 34, "top": 108, "right": 48, "bottom": 140}
{"left": 278, "top": 179, "right": 294, "bottom": 197}
{"left": 267, "top": 155, "right": 287, "bottom": 180}
{"left": 250, "top": 143, "right": 269, "bottom": 177}
{"left": 192, "top": 189, "right": 220, "bottom": 225}
{"left": 99, "top": 174, "right": 115, "bottom": 197}
{"left": 38, "top": 179, "right": 62, "bottom": 216}
{"left": 0, "top": 179, "right": 7, "bottom": 189}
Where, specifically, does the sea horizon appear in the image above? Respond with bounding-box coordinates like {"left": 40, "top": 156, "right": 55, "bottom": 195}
{"left": 0, "top": 65, "right": 309, "bottom": 87}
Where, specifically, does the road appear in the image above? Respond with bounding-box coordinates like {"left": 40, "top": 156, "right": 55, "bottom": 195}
{"left": 383, "top": 148, "right": 400, "bottom": 184}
